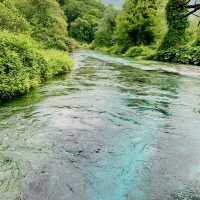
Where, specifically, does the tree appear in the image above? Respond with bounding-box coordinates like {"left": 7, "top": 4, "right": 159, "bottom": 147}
{"left": 159, "top": 0, "right": 189, "bottom": 49}
{"left": 62, "top": 0, "right": 84, "bottom": 24}
{"left": 62, "top": 0, "right": 104, "bottom": 24}
{"left": 114, "top": 0, "right": 158, "bottom": 50}
{"left": 62, "top": 0, "right": 105, "bottom": 43}
{"left": 70, "top": 15, "right": 98, "bottom": 43}
{"left": 13, "top": 0, "right": 69, "bottom": 50}
{"left": 179, "top": 0, "right": 200, "bottom": 18}
{"left": 94, "top": 6, "right": 118, "bottom": 47}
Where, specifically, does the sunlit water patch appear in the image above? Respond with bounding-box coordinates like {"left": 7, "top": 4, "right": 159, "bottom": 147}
{"left": 0, "top": 50, "right": 200, "bottom": 200}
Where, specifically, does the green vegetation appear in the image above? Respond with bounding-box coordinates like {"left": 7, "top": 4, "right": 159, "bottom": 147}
{"left": 70, "top": 15, "right": 98, "bottom": 43}
{"left": 124, "top": 46, "right": 155, "bottom": 58}
{"left": 60, "top": 0, "right": 164, "bottom": 58}
{"left": 1, "top": 0, "right": 70, "bottom": 50}
{"left": 153, "top": 46, "right": 200, "bottom": 65}
{"left": 60, "top": 0, "right": 200, "bottom": 66}
{"left": 114, "top": 0, "right": 158, "bottom": 51}
{"left": 94, "top": 6, "right": 118, "bottom": 47}
{"left": 0, "top": 0, "right": 73, "bottom": 102}
{"left": 151, "top": 1, "right": 200, "bottom": 64}
{"left": 2, "top": 0, "right": 200, "bottom": 103}
{"left": 159, "top": 0, "right": 189, "bottom": 50}
{"left": 61, "top": 0, "right": 104, "bottom": 43}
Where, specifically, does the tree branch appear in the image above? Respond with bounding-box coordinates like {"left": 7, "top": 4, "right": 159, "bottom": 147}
{"left": 186, "top": 4, "right": 200, "bottom": 9}
{"left": 183, "top": 6, "right": 200, "bottom": 18}
{"left": 176, "top": 0, "right": 200, "bottom": 18}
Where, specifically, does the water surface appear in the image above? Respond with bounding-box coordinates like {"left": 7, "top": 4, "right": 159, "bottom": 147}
{"left": 0, "top": 50, "right": 200, "bottom": 200}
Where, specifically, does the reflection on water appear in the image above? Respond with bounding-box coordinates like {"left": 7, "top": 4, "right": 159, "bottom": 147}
{"left": 0, "top": 50, "right": 200, "bottom": 200}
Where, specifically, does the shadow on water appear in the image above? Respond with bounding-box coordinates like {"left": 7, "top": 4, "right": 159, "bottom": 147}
{"left": 0, "top": 50, "right": 200, "bottom": 200}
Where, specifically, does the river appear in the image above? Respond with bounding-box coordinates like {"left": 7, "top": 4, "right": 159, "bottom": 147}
{"left": 0, "top": 50, "right": 200, "bottom": 200}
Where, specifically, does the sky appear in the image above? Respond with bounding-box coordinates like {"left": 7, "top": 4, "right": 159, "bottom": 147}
{"left": 101, "top": 0, "right": 123, "bottom": 7}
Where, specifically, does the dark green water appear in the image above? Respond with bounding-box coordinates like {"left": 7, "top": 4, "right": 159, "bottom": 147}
{"left": 0, "top": 50, "right": 200, "bottom": 200}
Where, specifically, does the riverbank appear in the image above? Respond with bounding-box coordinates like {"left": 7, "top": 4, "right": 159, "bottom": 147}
{"left": 80, "top": 43, "right": 155, "bottom": 59}
{"left": 0, "top": 32, "right": 74, "bottom": 102}
{"left": 80, "top": 43, "right": 200, "bottom": 66}
{"left": 76, "top": 49, "right": 200, "bottom": 78}
{"left": 0, "top": 0, "right": 75, "bottom": 102}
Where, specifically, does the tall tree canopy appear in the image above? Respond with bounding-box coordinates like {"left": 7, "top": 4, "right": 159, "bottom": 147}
{"left": 94, "top": 6, "right": 118, "bottom": 47}
{"left": 61, "top": 0, "right": 105, "bottom": 42}
{"left": 160, "top": 0, "right": 189, "bottom": 49}
{"left": 114, "top": 0, "right": 158, "bottom": 50}
{"left": 2, "top": 0, "right": 69, "bottom": 50}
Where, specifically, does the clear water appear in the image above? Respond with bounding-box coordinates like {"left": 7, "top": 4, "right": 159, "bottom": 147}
{"left": 0, "top": 50, "right": 200, "bottom": 200}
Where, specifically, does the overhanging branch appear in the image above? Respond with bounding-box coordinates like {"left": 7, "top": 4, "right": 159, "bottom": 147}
{"left": 185, "top": 4, "right": 200, "bottom": 9}
{"left": 178, "top": 1, "right": 200, "bottom": 18}
{"left": 183, "top": 6, "right": 200, "bottom": 18}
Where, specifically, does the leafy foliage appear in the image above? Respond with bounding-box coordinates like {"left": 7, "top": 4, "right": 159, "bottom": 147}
{"left": 0, "top": 31, "right": 73, "bottom": 101}
{"left": 114, "top": 0, "right": 159, "bottom": 50}
{"left": 62, "top": 0, "right": 105, "bottom": 43}
{"left": 13, "top": 0, "right": 69, "bottom": 50}
{"left": 0, "top": 1, "right": 30, "bottom": 33}
{"left": 124, "top": 46, "right": 155, "bottom": 58}
{"left": 70, "top": 15, "right": 98, "bottom": 43}
{"left": 153, "top": 46, "right": 200, "bottom": 65}
{"left": 159, "top": 0, "right": 189, "bottom": 50}
{"left": 0, "top": 0, "right": 69, "bottom": 50}
{"left": 94, "top": 6, "right": 118, "bottom": 47}
{"left": 0, "top": 0, "right": 74, "bottom": 101}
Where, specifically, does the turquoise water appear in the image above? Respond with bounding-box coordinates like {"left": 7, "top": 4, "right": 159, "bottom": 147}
{"left": 0, "top": 50, "right": 200, "bottom": 200}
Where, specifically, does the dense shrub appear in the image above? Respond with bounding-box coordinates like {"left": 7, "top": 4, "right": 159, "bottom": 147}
{"left": 124, "top": 46, "right": 155, "bottom": 58}
{"left": 38, "top": 49, "right": 74, "bottom": 79}
{"left": 109, "top": 44, "right": 126, "bottom": 55}
{"left": 0, "top": 31, "right": 73, "bottom": 101}
{"left": 153, "top": 46, "right": 200, "bottom": 65}
{"left": 0, "top": 0, "right": 75, "bottom": 101}
{"left": 0, "top": 2, "right": 30, "bottom": 33}
{"left": 2, "top": 0, "right": 69, "bottom": 50}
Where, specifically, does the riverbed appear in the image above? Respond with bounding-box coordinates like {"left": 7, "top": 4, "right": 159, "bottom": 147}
{"left": 0, "top": 50, "right": 200, "bottom": 200}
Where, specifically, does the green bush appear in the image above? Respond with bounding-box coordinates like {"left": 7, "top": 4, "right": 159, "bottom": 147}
{"left": 124, "top": 46, "right": 155, "bottom": 58}
{"left": 38, "top": 48, "right": 74, "bottom": 79}
{"left": 5, "top": 0, "right": 69, "bottom": 50}
{"left": 0, "top": 2, "right": 30, "bottom": 33}
{"left": 109, "top": 44, "right": 126, "bottom": 55}
{"left": 62, "top": 0, "right": 104, "bottom": 24}
{"left": 0, "top": 0, "right": 74, "bottom": 102}
{"left": 0, "top": 31, "right": 73, "bottom": 101}
{"left": 153, "top": 46, "right": 200, "bottom": 65}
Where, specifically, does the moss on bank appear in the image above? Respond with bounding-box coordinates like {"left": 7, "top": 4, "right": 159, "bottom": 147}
{"left": 0, "top": 31, "right": 74, "bottom": 102}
